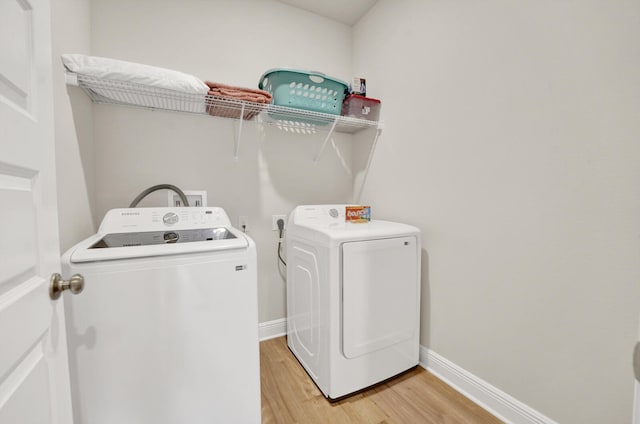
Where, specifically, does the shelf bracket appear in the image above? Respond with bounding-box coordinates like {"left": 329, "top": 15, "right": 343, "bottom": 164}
{"left": 233, "top": 103, "right": 246, "bottom": 159}
{"left": 313, "top": 118, "right": 338, "bottom": 164}
{"left": 64, "top": 71, "right": 79, "bottom": 86}
{"left": 354, "top": 124, "right": 383, "bottom": 203}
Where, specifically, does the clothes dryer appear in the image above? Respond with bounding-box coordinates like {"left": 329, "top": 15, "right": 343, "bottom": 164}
{"left": 285, "top": 205, "right": 421, "bottom": 399}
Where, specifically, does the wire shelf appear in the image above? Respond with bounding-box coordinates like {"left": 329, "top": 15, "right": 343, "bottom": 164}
{"left": 68, "top": 72, "right": 380, "bottom": 134}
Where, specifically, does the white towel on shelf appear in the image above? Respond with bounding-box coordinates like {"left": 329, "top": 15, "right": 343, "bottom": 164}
{"left": 62, "top": 54, "right": 208, "bottom": 94}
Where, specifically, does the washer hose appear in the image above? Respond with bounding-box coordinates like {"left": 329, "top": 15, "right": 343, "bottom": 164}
{"left": 129, "top": 184, "right": 190, "bottom": 208}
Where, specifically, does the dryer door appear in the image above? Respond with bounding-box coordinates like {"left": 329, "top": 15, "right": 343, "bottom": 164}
{"left": 341, "top": 236, "right": 419, "bottom": 359}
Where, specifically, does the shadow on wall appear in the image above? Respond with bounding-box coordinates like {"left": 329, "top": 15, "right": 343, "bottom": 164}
{"left": 66, "top": 86, "right": 97, "bottom": 228}
{"left": 257, "top": 123, "right": 370, "bottom": 204}
{"left": 84, "top": 104, "right": 264, "bottom": 218}
{"left": 421, "top": 248, "right": 431, "bottom": 349}
{"left": 67, "top": 88, "right": 95, "bottom": 196}
{"left": 351, "top": 127, "right": 380, "bottom": 204}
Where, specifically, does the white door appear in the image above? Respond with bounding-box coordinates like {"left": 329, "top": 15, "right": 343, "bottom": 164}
{"left": 0, "top": 0, "right": 74, "bottom": 423}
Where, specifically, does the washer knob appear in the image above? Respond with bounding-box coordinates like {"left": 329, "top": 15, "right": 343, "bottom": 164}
{"left": 163, "top": 212, "right": 179, "bottom": 225}
{"left": 164, "top": 231, "right": 179, "bottom": 243}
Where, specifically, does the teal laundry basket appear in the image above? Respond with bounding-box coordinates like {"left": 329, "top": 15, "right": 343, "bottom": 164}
{"left": 259, "top": 68, "right": 348, "bottom": 116}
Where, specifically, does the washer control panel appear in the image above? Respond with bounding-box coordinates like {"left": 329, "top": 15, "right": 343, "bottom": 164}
{"left": 98, "top": 207, "right": 232, "bottom": 233}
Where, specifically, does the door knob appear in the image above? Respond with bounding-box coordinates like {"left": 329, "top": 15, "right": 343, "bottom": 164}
{"left": 49, "top": 273, "right": 84, "bottom": 300}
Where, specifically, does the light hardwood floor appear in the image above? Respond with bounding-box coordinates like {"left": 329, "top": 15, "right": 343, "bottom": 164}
{"left": 260, "top": 337, "right": 502, "bottom": 424}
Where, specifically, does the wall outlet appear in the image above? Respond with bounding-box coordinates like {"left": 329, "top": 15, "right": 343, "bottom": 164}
{"left": 167, "top": 190, "right": 207, "bottom": 207}
{"left": 272, "top": 215, "right": 287, "bottom": 231}
{"left": 238, "top": 216, "right": 249, "bottom": 232}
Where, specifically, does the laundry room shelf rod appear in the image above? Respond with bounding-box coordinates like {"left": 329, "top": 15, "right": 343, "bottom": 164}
{"left": 65, "top": 72, "right": 381, "bottom": 136}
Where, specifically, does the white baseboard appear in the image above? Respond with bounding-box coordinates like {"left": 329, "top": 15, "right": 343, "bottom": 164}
{"left": 259, "top": 318, "right": 287, "bottom": 341}
{"left": 420, "top": 346, "right": 557, "bottom": 424}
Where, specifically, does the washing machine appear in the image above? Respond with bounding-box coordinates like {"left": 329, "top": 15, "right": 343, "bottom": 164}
{"left": 285, "top": 204, "right": 421, "bottom": 399}
{"left": 61, "top": 207, "right": 260, "bottom": 424}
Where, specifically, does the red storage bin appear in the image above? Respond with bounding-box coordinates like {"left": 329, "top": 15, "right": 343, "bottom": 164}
{"left": 341, "top": 94, "right": 381, "bottom": 121}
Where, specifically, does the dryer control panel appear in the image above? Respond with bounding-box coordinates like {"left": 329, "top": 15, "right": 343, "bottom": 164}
{"left": 294, "top": 205, "right": 347, "bottom": 226}
{"left": 288, "top": 205, "right": 420, "bottom": 244}
{"left": 292, "top": 204, "right": 374, "bottom": 228}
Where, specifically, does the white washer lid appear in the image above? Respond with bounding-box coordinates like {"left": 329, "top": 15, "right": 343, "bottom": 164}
{"left": 69, "top": 230, "right": 249, "bottom": 263}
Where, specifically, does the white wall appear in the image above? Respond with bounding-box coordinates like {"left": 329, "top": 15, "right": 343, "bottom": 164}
{"left": 51, "top": 0, "right": 96, "bottom": 252}
{"left": 354, "top": 1, "right": 640, "bottom": 423}
{"left": 87, "top": 0, "right": 355, "bottom": 323}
